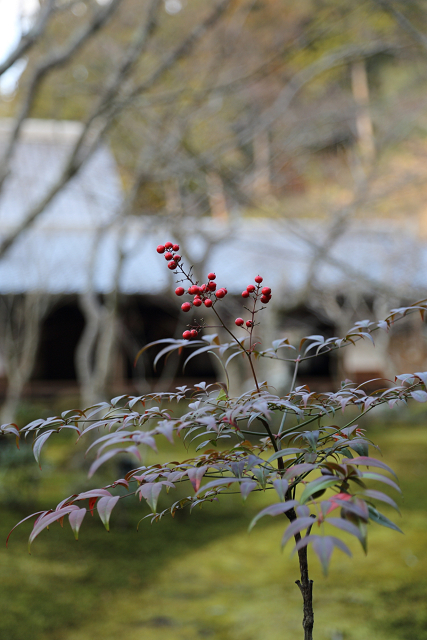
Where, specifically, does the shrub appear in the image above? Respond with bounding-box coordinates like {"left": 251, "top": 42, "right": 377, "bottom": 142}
{"left": 5, "top": 243, "right": 427, "bottom": 640}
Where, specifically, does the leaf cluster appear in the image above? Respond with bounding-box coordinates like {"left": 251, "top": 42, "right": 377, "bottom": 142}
{"left": 4, "top": 298, "right": 427, "bottom": 573}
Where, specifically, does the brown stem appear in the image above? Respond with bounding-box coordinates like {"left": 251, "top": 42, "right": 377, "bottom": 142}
{"left": 286, "top": 507, "right": 314, "bottom": 640}
{"left": 175, "top": 261, "right": 261, "bottom": 392}
{"left": 295, "top": 547, "right": 314, "bottom": 640}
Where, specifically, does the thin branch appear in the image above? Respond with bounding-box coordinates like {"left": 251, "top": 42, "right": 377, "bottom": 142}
{"left": 373, "top": 0, "right": 427, "bottom": 51}
{"left": 0, "top": 0, "right": 124, "bottom": 186}
{"left": 0, "top": 0, "right": 232, "bottom": 261}
{"left": 117, "top": 0, "right": 234, "bottom": 104}
{"left": 0, "top": 0, "right": 56, "bottom": 77}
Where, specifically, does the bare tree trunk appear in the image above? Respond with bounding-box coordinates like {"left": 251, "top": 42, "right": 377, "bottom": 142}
{"left": 0, "top": 293, "right": 50, "bottom": 424}
{"left": 75, "top": 281, "right": 122, "bottom": 408}
{"left": 252, "top": 129, "right": 271, "bottom": 198}
{"left": 351, "top": 59, "right": 375, "bottom": 164}
{"left": 75, "top": 291, "right": 104, "bottom": 408}
{"left": 206, "top": 171, "right": 228, "bottom": 221}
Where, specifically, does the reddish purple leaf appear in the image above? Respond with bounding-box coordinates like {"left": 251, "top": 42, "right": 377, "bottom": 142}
{"left": 73, "top": 489, "right": 113, "bottom": 501}
{"left": 273, "top": 478, "right": 289, "bottom": 501}
{"left": 138, "top": 483, "right": 164, "bottom": 512}
{"left": 325, "top": 516, "right": 363, "bottom": 541}
{"left": 187, "top": 466, "right": 208, "bottom": 492}
{"left": 6, "top": 511, "right": 45, "bottom": 547}
{"left": 29, "top": 506, "right": 80, "bottom": 551}
{"left": 249, "top": 500, "right": 299, "bottom": 531}
{"left": 33, "top": 430, "right": 55, "bottom": 468}
{"left": 284, "top": 464, "right": 317, "bottom": 480}
{"left": 69, "top": 508, "right": 87, "bottom": 540}
{"left": 362, "top": 489, "right": 400, "bottom": 512}
{"left": 410, "top": 390, "right": 427, "bottom": 403}
{"left": 196, "top": 477, "right": 243, "bottom": 494}
{"left": 97, "top": 496, "right": 120, "bottom": 531}
{"left": 281, "top": 517, "right": 317, "bottom": 547}
{"left": 88, "top": 446, "right": 141, "bottom": 478}
{"left": 240, "top": 480, "right": 257, "bottom": 500}
{"left": 342, "top": 457, "right": 397, "bottom": 479}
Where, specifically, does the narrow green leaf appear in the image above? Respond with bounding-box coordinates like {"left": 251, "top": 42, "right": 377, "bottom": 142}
{"left": 267, "top": 448, "right": 303, "bottom": 464}
{"left": 367, "top": 505, "right": 403, "bottom": 533}
{"left": 300, "top": 478, "right": 339, "bottom": 504}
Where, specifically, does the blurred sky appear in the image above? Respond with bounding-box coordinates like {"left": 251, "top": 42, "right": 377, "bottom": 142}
{"left": 0, "top": 0, "right": 39, "bottom": 94}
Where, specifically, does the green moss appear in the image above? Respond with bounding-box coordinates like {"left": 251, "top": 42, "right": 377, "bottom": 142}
{"left": 0, "top": 423, "right": 426, "bottom": 639}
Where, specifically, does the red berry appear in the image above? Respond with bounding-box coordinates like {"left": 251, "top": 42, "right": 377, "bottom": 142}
{"left": 190, "top": 329, "right": 198, "bottom": 338}
{"left": 164, "top": 252, "right": 173, "bottom": 260}
{"left": 235, "top": 318, "right": 244, "bottom": 326}
{"left": 165, "top": 242, "right": 173, "bottom": 249}
{"left": 200, "top": 284, "right": 207, "bottom": 292}
{"left": 182, "top": 330, "right": 191, "bottom": 340}
{"left": 172, "top": 244, "right": 180, "bottom": 252}
{"left": 246, "top": 320, "right": 253, "bottom": 327}
{"left": 207, "top": 282, "right": 216, "bottom": 291}
{"left": 215, "top": 289, "right": 226, "bottom": 298}
{"left": 207, "top": 273, "right": 216, "bottom": 280}
{"left": 255, "top": 276, "right": 263, "bottom": 283}
{"left": 193, "top": 298, "right": 202, "bottom": 307}
{"left": 247, "top": 285, "right": 255, "bottom": 293}
{"left": 260, "top": 295, "right": 270, "bottom": 304}
{"left": 157, "top": 245, "right": 165, "bottom": 254}
{"left": 261, "top": 287, "right": 271, "bottom": 295}
{"left": 188, "top": 285, "right": 200, "bottom": 295}
{"left": 175, "top": 287, "right": 185, "bottom": 296}
{"left": 223, "top": 288, "right": 228, "bottom": 295}
{"left": 174, "top": 255, "right": 181, "bottom": 262}
{"left": 204, "top": 299, "right": 213, "bottom": 307}
{"left": 168, "top": 261, "right": 177, "bottom": 270}
{"left": 242, "top": 290, "right": 249, "bottom": 298}
{"left": 181, "top": 302, "right": 191, "bottom": 312}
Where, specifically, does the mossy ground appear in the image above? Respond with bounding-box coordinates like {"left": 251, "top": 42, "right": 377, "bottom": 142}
{"left": 1, "top": 419, "right": 426, "bottom": 640}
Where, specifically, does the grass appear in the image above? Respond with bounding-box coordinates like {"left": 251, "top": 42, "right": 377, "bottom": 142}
{"left": 1, "top": 419, "right": 427, "bottom": 640}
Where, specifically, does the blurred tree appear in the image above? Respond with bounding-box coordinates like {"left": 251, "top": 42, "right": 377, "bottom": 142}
{"left": 1, "top": 0, "right": 427, "bottom": 415}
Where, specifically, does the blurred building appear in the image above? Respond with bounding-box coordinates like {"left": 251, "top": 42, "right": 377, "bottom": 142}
{"left": 0, "top": 119, "right": 426, "bottom": 407}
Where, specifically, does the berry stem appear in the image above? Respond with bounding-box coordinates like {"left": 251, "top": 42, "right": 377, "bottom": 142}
{"left": 211, "top": 306, "right": 260, "bottom": 393}
{"left": 290, "top": 357, "right": 300, "bottom": 394}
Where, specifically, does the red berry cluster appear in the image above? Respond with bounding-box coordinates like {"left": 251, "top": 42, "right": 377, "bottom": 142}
{"left": 157, "top": 242, "right": 181, "bottom": 270}
{"left": 175, "top": 273, "right": 228, "bottom": 314}
{"left": 157, "top": 244, "right": 271, "bottom": 340}
{"left": 241, "top": 275, "right": 271, "bottom": 304}
{"left": 157, "top": 243, "right": 230, "bottom": 340}
{"left": 182, "top": 329, "right": 199, "bottom": 340}
{"left": 178, "top": 273, "right": 228, "bottom": 339}
{"left": 235, "top": 275, "right": 272, "bottom": 329}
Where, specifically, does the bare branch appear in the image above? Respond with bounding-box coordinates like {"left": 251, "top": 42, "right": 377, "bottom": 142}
{"left": 373, "top": 0, "right": 427, "bottom": 51}
{"left": 0, "top": 0, "right": 233, "bottom": 261}
{"left": 122, "top": 0, "right": 234, "bottom": 102}
{"left": 0, "top": 0, "right": 124, "bottom": 185}
{"left": 0, "top": 0, "right": 161, "bottom": 260}
{"left": 0, "top": 0, "right": 55, "bottom": 77}
{"left": 230, "top": 41, "right": 400, "bottom": 148}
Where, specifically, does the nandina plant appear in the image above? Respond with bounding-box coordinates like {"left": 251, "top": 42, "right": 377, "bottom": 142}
{"left": 5, "top": 241, "right": 427, "bottom": 640}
